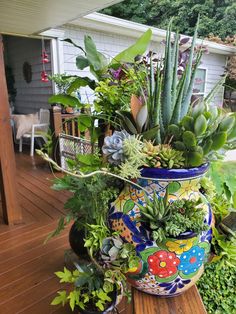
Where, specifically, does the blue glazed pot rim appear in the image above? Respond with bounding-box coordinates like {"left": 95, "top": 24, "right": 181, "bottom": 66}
{"left": 140, "top": 163, "right": 209, "bottom": 180}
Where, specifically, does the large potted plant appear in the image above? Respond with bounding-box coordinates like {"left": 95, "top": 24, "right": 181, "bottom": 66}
{"left": 40, "top": 18, "right": 236, "bottom": 301}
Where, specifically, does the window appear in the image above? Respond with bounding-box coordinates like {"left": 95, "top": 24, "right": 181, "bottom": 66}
{"left": 192, "top": 68, "right": 206, "bottom": 105}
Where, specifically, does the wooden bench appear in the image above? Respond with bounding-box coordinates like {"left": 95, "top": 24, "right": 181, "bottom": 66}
{"left": 118, "top": 285, "right": 206, "bottom": 314}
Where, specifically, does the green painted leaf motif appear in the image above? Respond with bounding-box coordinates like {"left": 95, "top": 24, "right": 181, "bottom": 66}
{"left": 140, "top": 247, "right": 160, "bottom": 262}
{"left": 123, "top": 199, "right": 135, "bottom": 214}
{"left": 179, "top": 266, "right": 203, "bottom": 280}
{"left": 155, "top": 271, "right": 178, "bottom": 283}
{"left": 167, "top": 181, "right": 181, "bottom": 194}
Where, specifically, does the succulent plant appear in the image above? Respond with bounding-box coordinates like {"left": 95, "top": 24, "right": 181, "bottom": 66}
{"left": 142, "top": 142, "right": 185, "bottom": 169}
{"left": 101, "top": 237, "right": 123, "bottom": 262}
{"left": 102, "top": 130, "right": 130, "bottom": 165}
{"left": 168, "top": 104, "right": 236, "bottom": 167}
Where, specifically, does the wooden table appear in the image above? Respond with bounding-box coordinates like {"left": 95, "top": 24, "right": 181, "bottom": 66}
{"left": 133, "top": 285, "right": 207, "bottom": 314}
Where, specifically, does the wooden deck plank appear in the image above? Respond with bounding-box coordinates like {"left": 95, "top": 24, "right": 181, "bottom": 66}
{"left": 133, "top": 285, "right": 207, "bottom": 314}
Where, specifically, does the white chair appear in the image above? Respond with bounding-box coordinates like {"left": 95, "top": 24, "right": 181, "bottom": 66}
{"left": 19, "top": 109, "right": 50, "bottom": 156}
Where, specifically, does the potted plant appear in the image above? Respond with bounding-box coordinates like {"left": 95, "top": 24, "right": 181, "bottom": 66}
{"left": 51, "top": 262, "right": 123, "bottom": 314}
{"left": 39, "top": 18, "right": 236, "bottom": 300}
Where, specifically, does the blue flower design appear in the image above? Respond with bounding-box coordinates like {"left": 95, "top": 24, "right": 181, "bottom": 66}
{"left": 178, "top": 246, "right": 205, "bottom": 275}
{"left": 159, "top": 278, "right": 191, "bottom": 294}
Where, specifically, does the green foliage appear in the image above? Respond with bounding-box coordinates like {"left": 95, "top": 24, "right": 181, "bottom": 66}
{"left": 118, "top": 136, "right": 145, "bottom": 179}
{"left": 111, "top": 29, "right": 152, "bottom": 64}
{"left": 101, "top": 0, "right": 236, "bottom": 39}
{"left": 47, "top": 175, "right": 119, "bottom": 240}
{"left": 106, "top": 242, "right": 140, "bottom": 273}
{"left": 143, "top": 142, "right": 185, "bottom": 169}
{"left": 138, "top": 194, "right": 208, "bottom": 242}
{"left": 84, "top": 223, "right": 111, "bottom": 256}
{"left": 197, "top": 261, "right": 236, "bottom": 314}
{"left": 209, "top": 161, "right": 236, "bottom": 206}
{"left": 169, "top": 106, "right": 236, "bottom": 167}
{"left": 48, "top": 94, "right": 81, "bottom": 108}
{"left": 51, "top": 264, "right": 118, "bottom": 312}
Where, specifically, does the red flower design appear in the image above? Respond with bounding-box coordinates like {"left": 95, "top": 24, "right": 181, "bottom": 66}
{"left": 148, "top": 250, "right": 180, "bottom": 278}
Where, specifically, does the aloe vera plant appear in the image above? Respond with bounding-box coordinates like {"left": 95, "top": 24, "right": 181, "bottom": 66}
{"left": 117, "top": 17, "right": 203, "bottom": 144}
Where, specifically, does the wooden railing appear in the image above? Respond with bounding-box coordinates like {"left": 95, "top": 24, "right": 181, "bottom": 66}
{"left": 50, "top": 106, "right": 84, "bottom": 138}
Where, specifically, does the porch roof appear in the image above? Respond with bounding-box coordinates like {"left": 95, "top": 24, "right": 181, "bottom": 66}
{"left": 0, "top": 0, "right": 122, "bottom": 36}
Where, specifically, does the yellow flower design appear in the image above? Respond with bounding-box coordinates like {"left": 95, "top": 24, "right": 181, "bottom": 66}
{"left": 177, "top": 179, "right": 200, "bottom": 199}
{"left": 166, "top": 239, "right": 195, "bottom": 255}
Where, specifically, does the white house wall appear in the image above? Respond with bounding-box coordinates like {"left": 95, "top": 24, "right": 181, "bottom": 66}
{"left": 61, "top": 24, "right": 227, "bottom": 107}
{"left": 4, "top": 36, "right": 52, "bottom": 114}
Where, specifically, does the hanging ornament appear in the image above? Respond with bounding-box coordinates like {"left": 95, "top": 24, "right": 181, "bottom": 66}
{"left": 41, "top": 70, "right": 49, "bottom": 82}
{"left": 42, "top": 50, "right": 49, "bottom": 63}
{"left": 41, "top": 37, "right": 50, "bottom": 82}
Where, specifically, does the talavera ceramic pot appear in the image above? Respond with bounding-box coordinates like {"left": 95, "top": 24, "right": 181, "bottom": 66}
{"left": 108, "top": 164, "right": 212, "bottom": 297}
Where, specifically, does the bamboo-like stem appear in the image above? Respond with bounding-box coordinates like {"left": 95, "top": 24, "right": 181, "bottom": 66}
{"left": 36, "top": 150, "right": 149, "bottom": 193}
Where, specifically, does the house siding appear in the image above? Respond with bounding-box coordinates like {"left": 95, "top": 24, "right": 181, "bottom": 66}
{"left": 4, "top": 36, "right": 52, "bottom": 114}
{"left": 61, "top": 24, "right": 227, "bottom": 106}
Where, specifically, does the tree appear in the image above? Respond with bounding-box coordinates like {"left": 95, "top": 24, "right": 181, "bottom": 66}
{"left": 101, "top": 0, "right": 236, "bottom": 39}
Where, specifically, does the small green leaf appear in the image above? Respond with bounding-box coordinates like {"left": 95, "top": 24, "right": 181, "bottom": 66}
{"left": 219, "top": 115, "right": 235, "bottom": 132}
{"left": 187, "top": 151, "right": 203, "bottom": 167}
{"left": 181, "top": 116, "right": 194, "bottom": 131}
{"left": 76, "top": 55, "right": 89, "bottom": 70}
{"left": 202, "top": 139, "right": 213, "bottom": 155}
{"left": 77, "top": 115, "right": 92, "bottom": 132}
{"left": 183, "top": 131, "right": 197, "bottom": 148}
{"left": 51, "top": 291, "right": 67, "bottom": 306}
{"left": 211, "top": 132, "right": 227, "bottom": 150}
{"left": 173, "top": 141, "right": 186, "bottom": 151}
{"left": 67, "top": 77, "right": 95, "bottom": 94}
{"left": 167, "top": 181, "right": 181, "bottom": 194}
{"left": 194, "top": 114, "right": 207, "bottom": 136}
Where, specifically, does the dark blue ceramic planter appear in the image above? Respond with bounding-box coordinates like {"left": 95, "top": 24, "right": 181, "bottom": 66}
{"left": 108, "top": 165, "right": 212, "bottom": 296}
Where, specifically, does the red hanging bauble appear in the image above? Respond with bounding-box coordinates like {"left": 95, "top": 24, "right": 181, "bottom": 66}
{"left": 41, "top": 70, "right": 49, "bottom": 82}
{"left": 42, "top": 50, "right": 49, "bottom": 63}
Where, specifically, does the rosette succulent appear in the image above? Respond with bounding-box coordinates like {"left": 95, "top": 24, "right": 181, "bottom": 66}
{"left": 102, "top": 130, "right": 130, "bottom": 165}
{"left": 101, "top": 237, "right": 123, "bottom": 262}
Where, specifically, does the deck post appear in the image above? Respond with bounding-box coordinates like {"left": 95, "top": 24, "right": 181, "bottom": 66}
{"left": 0, "top": 34, "right": 22, "bottom": 224}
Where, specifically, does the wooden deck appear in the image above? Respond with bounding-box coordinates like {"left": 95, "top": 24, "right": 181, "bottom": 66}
{"left": 0, "top": 152, "right": 72, "bottom": 314}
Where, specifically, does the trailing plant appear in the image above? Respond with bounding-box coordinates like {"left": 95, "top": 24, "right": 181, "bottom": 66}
{"left": 45, "top": 174, "right": 120, "bottom": 241}
{"left": 197, "top": 261, "right": 236, "bottom": 314}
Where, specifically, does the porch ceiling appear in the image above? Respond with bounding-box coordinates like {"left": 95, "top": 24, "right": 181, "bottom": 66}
{"left": 0, "top": 0, "right": 122, "bottom": 36}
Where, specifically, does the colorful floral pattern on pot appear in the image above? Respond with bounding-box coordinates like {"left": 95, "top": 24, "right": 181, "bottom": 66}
{"left": 108, "top": 165, "right": 212, "bottom": 296}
